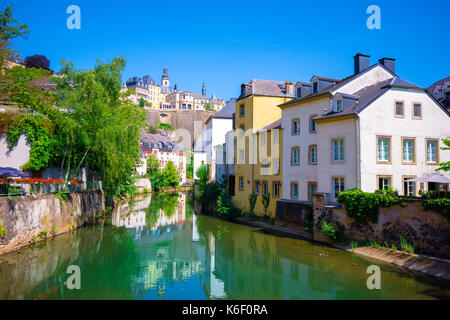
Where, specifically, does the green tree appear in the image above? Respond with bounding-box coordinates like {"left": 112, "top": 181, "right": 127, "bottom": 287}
{"left": 146, "top": 154, "right": 160, "bottom": 177}
{"left": 437, "top": 138, "right": 450, "bottom": 172}
{"left": 0, "top": 4, "right": 30, "bottom": 72}
{"left": 163, "top": 160, "right": 180, "bottom": 187}
{"left": 196, "top": 164, "right": 208, "bottom": 190}
{"left": 53, "top": 57, "right": 147, "bottom": 198}
{"left": 186, "top": 152, "right": 194, "bottom": 179}
{"left": 150, "top": 170, "right": 166, "bottom": 192}
{"left": 139, "top": 97, "right": 145, "bottom": 108}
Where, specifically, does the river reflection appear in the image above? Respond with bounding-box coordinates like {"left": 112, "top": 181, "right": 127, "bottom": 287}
{"left": 0, "top": 192, "right": 448, "bottom": 300}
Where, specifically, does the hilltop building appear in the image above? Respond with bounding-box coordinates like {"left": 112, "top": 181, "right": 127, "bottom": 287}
{"left": 122, "top": 67, "right": 225, "bottom": 111}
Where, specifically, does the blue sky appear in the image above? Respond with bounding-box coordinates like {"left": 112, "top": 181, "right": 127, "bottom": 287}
{"left": 3, "top": 0, "right": 450, "bottom": 100}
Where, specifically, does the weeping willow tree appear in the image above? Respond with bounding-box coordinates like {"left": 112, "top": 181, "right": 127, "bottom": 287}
{"left": 53, "top": 57, "right": 146, "bottom": 198}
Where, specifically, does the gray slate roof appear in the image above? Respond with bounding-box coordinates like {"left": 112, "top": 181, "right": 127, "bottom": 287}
{"left": 280, "top": 62, "right": 396, "bottom": 107}
{"left": 317, "top": 77, "right": 423, "bottom": 120}
{"left": 140, "top": 133, "right": 184, "bottom": 152}
{"left": 240, "top": 79, "right": 294, "bottom": 99}
{"left": 213, "top": 98, "right": 236, "bottom": 119}
{"left": 262, "top": 118, "right": 281, "bottom": 130}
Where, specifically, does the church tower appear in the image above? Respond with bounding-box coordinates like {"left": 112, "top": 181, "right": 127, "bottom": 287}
{"left": 161, "top": 66, "right": 170, "bottom": 87}
{"left": 202, "top": 81, "right": 206, "bottom": 96}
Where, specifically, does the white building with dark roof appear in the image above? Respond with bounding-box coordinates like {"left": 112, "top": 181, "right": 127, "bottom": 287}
{"left": 280, "top": 53, "right": 450, "bottom": 202}
{"left": 140, "top": 133, "right": 187, "bottom": 183}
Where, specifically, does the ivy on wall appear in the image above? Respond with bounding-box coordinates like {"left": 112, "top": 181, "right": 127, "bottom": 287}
{"left": 6, "top": 114, "right": 55, "bottom": 171}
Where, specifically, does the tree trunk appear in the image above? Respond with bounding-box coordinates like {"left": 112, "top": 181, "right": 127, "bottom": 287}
{"left": 71, "top": 150, "right": 89, "bottom": 181}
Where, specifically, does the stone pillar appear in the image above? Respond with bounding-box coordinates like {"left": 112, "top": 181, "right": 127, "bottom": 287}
{"left": 312, "top": 193, "right": 334, "bottom": 244}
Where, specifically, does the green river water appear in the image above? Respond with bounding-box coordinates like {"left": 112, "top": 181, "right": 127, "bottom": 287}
{"left": 0, "top": 192, "right": 448, "bottom": 300}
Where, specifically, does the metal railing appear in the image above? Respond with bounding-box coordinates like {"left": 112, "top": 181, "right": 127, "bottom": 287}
{"left": 0, "top": 104, "right": 35, "bottom": 118}
{"left": 0, "top": 181, "right": 103, "bottom": 197}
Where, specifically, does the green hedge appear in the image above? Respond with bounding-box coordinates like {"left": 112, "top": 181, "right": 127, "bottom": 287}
{"left": 337, "top": 189, "right": 403, "bottom": 223}
{"left": 423, "top": 198, "right": 450, "bottom": 221}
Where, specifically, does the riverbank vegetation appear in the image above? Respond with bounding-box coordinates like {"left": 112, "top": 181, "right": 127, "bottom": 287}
{"left": 194, "top": 165, "right": 240, "bottom": 219}
{"left": 146, "top": 155, "right": 180, "bottom": 192}
{"left": 337, "top": 188, "right": 449, "bottom": 222}
{"left": 1, "top": 5, "right": 147, "bottom": 200}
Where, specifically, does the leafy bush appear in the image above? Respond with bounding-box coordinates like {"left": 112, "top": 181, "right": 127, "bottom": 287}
{"left": 321, "top": 222, "right": 337, "bottom": 240}
{"left": 423, "top": 198, "right": 450, "bottom": 220}
{"left": 0, "top": 222, "right": 6, "bottom": 237}
{"left": 320, "top": 221, "right": 347, "bottom": 242}
{"left": 337, "top": 189, "right": 403, "bottom": 223}
{"left": 262, "top": 192, "right": 271, "bottom": 218}
{"left": 420, "top": 190, "right": 439, "bottom": 199}
{"left": 217, "top": 189, "right": 241, "bottom": 219}
{"left": 156, "top": 122, "right": 174, "bottom": 131}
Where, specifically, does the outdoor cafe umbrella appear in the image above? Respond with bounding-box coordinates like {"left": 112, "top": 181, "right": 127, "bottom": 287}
{"left": 406, "top": 173, "right": 450, "bottom": 197}
{"left": 0, "top": 167, "right": 32, "bottom": 178}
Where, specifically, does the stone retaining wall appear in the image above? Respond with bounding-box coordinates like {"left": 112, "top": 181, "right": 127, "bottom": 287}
{"left": 0, "top": 190, "right": 105, "bottom": 255}
{"left": 312, "top": 193, "right": 450, "bottom": 258}
{"left": 275, "top": 199, "right": 313, "bottom": 228}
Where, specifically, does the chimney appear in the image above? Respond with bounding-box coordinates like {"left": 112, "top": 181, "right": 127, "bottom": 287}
{"left": 379, "top": 57, "right": 396, "bottom": 74}
{"left": 285, "top": 81, "right": 294, "bottom": 96}
{"left": 354, "top": 53, "right": 370, "bottom": 74}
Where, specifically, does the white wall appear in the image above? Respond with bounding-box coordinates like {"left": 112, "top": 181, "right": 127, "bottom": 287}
{"left": 0, "top": 134, "right": 30, "bottom": 169}
{"left": 281, "top": 97, "right": 326, "bottom": 200}
{"left": 359, "top": 88, "right": 450, "bottom": 193}
{"left": 331, "top": 65, "right": 392, "bottom": 95}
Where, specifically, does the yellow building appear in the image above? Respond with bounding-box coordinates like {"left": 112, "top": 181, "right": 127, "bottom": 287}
{"left": 233, "top": 80, "right": 294, "bottom": 217}
{"left": 122, "top": 75, "right": 162, "bottom": 108}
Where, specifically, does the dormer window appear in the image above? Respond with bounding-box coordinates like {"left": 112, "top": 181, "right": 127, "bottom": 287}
{"left": 312, "top": 81, "right": 318, "bottom": 94}
{"left": 335, "top": 98, "right": 343, "bottom": 112}
{"left": 296, "top": 87, "right": 302, "bottom": 98}
{"left": 241, "top": 86, "right": 246, "bottom": 97}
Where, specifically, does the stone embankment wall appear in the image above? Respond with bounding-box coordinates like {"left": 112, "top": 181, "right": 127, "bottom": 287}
{"left": 0, "top": 190, "right": 105, "bottom": 255}
{"left": 312, "top": 193, "right": 450, "bottom": 258}
{"left": 276, "top": 199, "right": 313, "bottom": 228}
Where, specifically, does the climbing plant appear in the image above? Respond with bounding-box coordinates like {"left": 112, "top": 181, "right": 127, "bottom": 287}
{"left": 6, "top": 114, "right": 55, "bottom": 170}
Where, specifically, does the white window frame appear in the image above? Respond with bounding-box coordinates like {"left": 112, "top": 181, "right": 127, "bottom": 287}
{"left": 274, "top": 159, "right": 280, "bottom": 174}
{"left": 332, "top": 177, "right": 345, "bottom": 200}
{"left": 332, "top": 139, "right": 344, "bottom": 162}
{"left": 292, "top": 147, "right": 300, "bottom": 165}
{"left": 334, "top": 97, "right": 343, "bottom": 112}
{"left": 426, "top": 140, "right": 437, "bottom": 163}
{"left": 310, "top": 146, "right": 317, "bottom": 164}
{"left": 377, "top": 137, "right": 390, "bottom": 162}
{"left": 402, "top": 139, "right": 414, "bottom": 163}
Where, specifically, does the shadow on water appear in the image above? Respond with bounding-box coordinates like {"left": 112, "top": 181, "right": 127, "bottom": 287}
{"left": 0, "top": 192, "right": 448, "bottom": 300}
